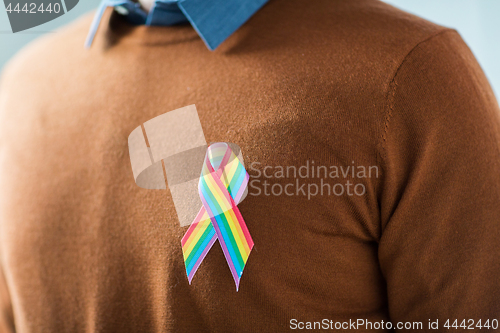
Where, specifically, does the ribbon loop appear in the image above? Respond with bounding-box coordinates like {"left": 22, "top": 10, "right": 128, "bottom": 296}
{"left": 181, "top": 142, "right": 253, "bottom": 290}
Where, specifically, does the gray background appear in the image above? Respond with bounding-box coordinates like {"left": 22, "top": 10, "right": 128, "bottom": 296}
{"left": 0, "top": 0, "right": 99, "bottom": 69}
{"left": 0, "top": 0, "right": 499, "bottom": 99}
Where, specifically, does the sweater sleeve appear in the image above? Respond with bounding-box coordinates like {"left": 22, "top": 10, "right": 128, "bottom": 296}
{"left": 0, "top": 265, "right": 14, "bottom": 333}
{"left": 0, "top": 76, "right": 15, "bottom": 333}
{"left": 379, "top": 29, "right": 500, "bottom": 327}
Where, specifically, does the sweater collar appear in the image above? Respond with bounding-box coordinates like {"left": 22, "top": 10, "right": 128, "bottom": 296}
{"left": 85, "top": 0, "right": 268, "bottom": 50}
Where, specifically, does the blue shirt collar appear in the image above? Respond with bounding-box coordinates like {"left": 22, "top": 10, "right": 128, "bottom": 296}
{"left": 85, "top": 0, "right": 268, "bottom": 50}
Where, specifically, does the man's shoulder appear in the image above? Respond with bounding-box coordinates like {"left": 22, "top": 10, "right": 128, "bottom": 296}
{"left": 249, "top": 0, "right": 450, "bottom": 65}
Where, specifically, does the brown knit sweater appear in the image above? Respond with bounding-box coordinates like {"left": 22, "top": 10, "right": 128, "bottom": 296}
{"left": 0, "top": 0, "right": 499, "bottom": 332}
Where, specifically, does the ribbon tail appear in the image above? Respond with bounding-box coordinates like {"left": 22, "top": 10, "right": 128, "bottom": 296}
{"left": 181, "top": 207, "right": 217, "bottom": 284}
{"left": 203, "top": 175, "right": 254, "bottom": 291}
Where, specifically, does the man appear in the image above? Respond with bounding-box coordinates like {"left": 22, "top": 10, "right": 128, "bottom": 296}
{"left": 0, "top": 0, "right": 499, "bottom": 331}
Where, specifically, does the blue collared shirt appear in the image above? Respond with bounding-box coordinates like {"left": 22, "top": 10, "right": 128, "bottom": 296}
{"left": 85, "top": 0, "right": 269, "bottom": 50}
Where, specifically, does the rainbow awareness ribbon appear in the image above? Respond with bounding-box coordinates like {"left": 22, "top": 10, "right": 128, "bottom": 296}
{"left": 181, "top": 143, "right": 253, "bottom": 290}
